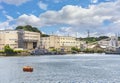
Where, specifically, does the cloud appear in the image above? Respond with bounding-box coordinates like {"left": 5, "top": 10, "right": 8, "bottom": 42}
{"left": 0, "top": 21, "right": 15, "bottom": 30}
{"left": 1, "top": 0, "right": 120, "bottom": 37}
{"left": 53, "top": 0, "right": 66, "bottom": 3}
{"left": 5, "top": 15, "right": 14, "bottom": 21}
{"left": 91, "top": 0, "right": 98, "bottom": 3}
{"left": 0, "top": 21, "right": 9, "bottom": 30}
{"left": 39, "top": 5, "right": 111, "bottom": 28}
{"left": 38, "top": 0, "right": 120, "bottom": 36}
{"left": 0, "top": 15, "right": 15, "bottom": 30}
{"left": 2, "top": 10, "right": 7, "bottom": 15}
{"left": 37, "top": 1, "right": 48, "bottom": 10}
{"left": 17, "top": 12, "right": 21, "bottom": 15}
{"left": 17, "top": 14, "right": 43, "bottom": 27}
{"left": 0, "top": 0, "right": 30, "bottom": 6}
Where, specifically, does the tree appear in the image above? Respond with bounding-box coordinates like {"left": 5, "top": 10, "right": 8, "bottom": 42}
{"left": 41, "top": 34, "right": 50, "bottom": 37}
{"left": 71, "top": 47, "right": 80, "bottom": 52}
{"left": 4, "top": 45, "right": 14, "bottom": 55}
{"left": 15, "top": 25, "right": 42, "bottom": 33}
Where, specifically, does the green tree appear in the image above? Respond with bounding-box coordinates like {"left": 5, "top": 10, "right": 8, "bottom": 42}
{"left": 71, "top": 47, "right": 80, "bottom": 52}
{"left": 15, "top": 25, "right": 41, "bottom": 33}
{"left": 4, "top": 45, "right": 14, "bottom": 55}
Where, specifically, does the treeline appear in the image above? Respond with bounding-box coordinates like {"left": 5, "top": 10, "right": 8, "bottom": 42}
{"left": 16, "top": 25, "right": 41, "bottom": 33}
{"left": 78, "top": 36, "right": 109, "bottom": 43}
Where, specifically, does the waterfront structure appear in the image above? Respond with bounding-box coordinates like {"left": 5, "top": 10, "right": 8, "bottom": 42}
{"left": 41, "top": 35, "right": 82, "bottom": 51}
{"left": 98, "top": 36, "right": 120, "bottom": 51}
{"left": 98, "top": 38, "right": 110, "bottom": 49}
{"left": 40, "top": 35, "right": 60, "bottom": 49}
{"left": 59, "top": 36, "right": 80, "bottom": 51}
{"left": 0, "top": 30, "right": 40, "bottom": 50}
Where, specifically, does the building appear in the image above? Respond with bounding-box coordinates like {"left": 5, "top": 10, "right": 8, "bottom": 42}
{"left": 0, "top": 30, "right": 40, "bottom": 50}
{"left": 59, "top": 36, "right": 79, "bottom": 51}
{"left": 98, "top": 36, "right": 120, "bottom": 51}
{"left": 40, "top": 35, "right": 60, "bottom": 49}
{"left": 41, "top": 35, "right": 82, "bottom": 51}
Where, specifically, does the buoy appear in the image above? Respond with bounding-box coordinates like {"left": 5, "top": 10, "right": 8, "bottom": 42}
{"left": 23, "top": 66, "right": 33, "bottom": 72}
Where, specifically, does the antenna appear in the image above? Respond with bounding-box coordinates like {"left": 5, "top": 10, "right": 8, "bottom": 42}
{"left": 87, "top": 30, "right": 90, "bottom": 38}
{"left": 52, "top": 32, "right": 53, "bottom": 35}
{"left": 76, "top": 32, "right": 78, "bottom": 38}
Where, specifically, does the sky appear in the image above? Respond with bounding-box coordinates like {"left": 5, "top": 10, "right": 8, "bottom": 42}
{"left": 0, "top": 0, "right": 120, "bottom": 37}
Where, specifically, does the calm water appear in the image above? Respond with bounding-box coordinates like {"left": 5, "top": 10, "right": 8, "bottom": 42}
{"left": 0, "top": 54, "right": 120, "bottom": 83}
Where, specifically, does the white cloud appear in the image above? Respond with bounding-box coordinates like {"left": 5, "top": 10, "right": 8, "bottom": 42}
{"left": 0, "top": 0, "right": 30, "bottom": 6}
{"left": 1, "top": 0, "right": 120, "bottom": 37}
{"left": 0, "top": 15, "right": 15, "bottom": 30}
{"left": 53, "top": 0, "right": 66, "bottom": 3}
{"left": 0, "top": 21, "right": 9, "bottom": 30}
{"left": 0, "top": 21, "right": 15, "bottom": 30}
{"left": 17, "top": 14, "right": 43, "bottom": 27}
{"left": 91, "top": 0, "right": 98, "bottom": 3}
{"left": 38, "top": 0, "right": 120, "bottom": 36}
{"left": 17, "top": 12, "right": 21, "bottom": 15}
{"left": 39, "top": 5, "right": 112, "bottom": 28}
{"left": 37, "top": 1, "right": 48, "bottom": 10}
{"left": 2, "top": 10, "right": 7, "bottom": 15}
{"left": 5, "top": 15, "right": 14, "bottom": 21}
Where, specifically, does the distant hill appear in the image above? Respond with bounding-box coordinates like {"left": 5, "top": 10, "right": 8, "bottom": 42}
{"left": 78, "top": 36, "right": 109, "bottom": 43}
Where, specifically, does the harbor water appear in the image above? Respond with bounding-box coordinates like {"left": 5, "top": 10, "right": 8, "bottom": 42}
{"left": 0, "top": 54, "right": 120, "bottom": 83}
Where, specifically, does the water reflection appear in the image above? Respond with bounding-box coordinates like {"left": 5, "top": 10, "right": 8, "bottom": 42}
{"left": 0, "top": 54, "right": 120, "bottom": 83}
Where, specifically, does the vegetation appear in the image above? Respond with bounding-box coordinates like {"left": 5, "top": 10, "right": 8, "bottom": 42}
{"left": 4, "top": 45, "right": 15, "bottom": 55}
{"left": 78, "top": 36, "right": 109, "bottom": 43}
{"left": 14, "top": 50, "right": 28, "bottom": 53}
{"left": 0, "top": 50, "right": 4, "bottom": 53}
{"left": 82, "top": 48, "right": 104, "bottom": 53}
{"left": 41, "top": 34, "right": 50, "bottom": 37}
{"left": 15, "top": 25, "right": 41, "bottom": 33}
{"left": 71, "top": 47, "right": 80, "bottom": 52}
{"left": 49, "top": 47, "right": 57, "bottom": 52}
{"left": 118, "top": 37, "right": 120, "bottom": 41}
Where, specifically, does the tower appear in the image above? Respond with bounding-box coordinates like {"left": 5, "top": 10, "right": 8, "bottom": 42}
{"left": 87, "top": 30, "right": 90, "bottom": 38}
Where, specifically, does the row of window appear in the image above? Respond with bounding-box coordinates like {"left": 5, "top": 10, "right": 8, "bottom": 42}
{"left": 0, "top": 44, "right": 17, "bottom": 46}
{"left": 42, "top": 41, "right": 77, "bottom": 44}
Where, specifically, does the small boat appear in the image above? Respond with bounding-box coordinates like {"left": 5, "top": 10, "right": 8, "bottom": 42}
{"left": 23, "top": 66, "right": 33, "bottom": 72}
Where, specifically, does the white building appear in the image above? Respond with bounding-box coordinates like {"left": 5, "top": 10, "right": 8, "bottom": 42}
{"left": 0, "top": 30, "right": 41, "bottom": 50}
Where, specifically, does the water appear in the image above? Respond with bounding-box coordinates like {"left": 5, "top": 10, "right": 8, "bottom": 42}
{"left": 0, "top": 54, "right": 120, "bottom": 83}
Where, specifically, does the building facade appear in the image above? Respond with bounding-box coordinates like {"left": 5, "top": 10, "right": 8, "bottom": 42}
{"left": 0, "top": 30, "right": 40, "bottom": 50}
{"left": 41, "top": 35, "right": 82, "bottom": 51}
{"left": 98, "top": 36, "right": 120, "bottom": 51}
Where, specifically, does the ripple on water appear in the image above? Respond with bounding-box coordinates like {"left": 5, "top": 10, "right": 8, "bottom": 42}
{"left": 0, "top": 54, "right": 120, "bottom": 83}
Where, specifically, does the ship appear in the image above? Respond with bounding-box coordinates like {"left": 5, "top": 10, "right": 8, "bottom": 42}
{"left": 105, "top": 47, "right": 120, "bottom": 54}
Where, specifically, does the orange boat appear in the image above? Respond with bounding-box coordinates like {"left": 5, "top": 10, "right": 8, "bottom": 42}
{"left": 23, "top": 66, "right": 33, "bottom": 72}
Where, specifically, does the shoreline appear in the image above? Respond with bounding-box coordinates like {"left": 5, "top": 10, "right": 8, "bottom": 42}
{"left": 0, "top": 52, "right": 112, "bottom": 57}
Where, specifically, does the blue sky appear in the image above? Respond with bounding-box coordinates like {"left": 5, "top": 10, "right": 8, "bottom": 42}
{"left": 0, "top": 0, "right": 120, "bottom": 37}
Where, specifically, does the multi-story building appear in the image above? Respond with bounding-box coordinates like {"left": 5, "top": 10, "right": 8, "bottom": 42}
{"left": 0, "top": 30, "right": 40, "bottom": 50}
{"left": 98, "top": 36, "right": 120, "bottom": 50}
{"left": 41, "top": 35, "right": 82, "bottom": 51}
{"left": 40, "top": 35, "right": 60, "bottom": 49}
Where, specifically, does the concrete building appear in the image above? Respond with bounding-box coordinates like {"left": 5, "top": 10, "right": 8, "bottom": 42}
{"left": 41, "top": 35, "right": 82, "bottom": 51}
{"left": 0, "top": 30, "right": 40, "bottom": 50}
{"left": 40, "top": 35, "right": 60, "bottom": 49}
{"left": 98, "top": 36, "right": 120, "bottom": 51}
{"left": 98, "top": 39, "right": 110, "bottom": 49}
